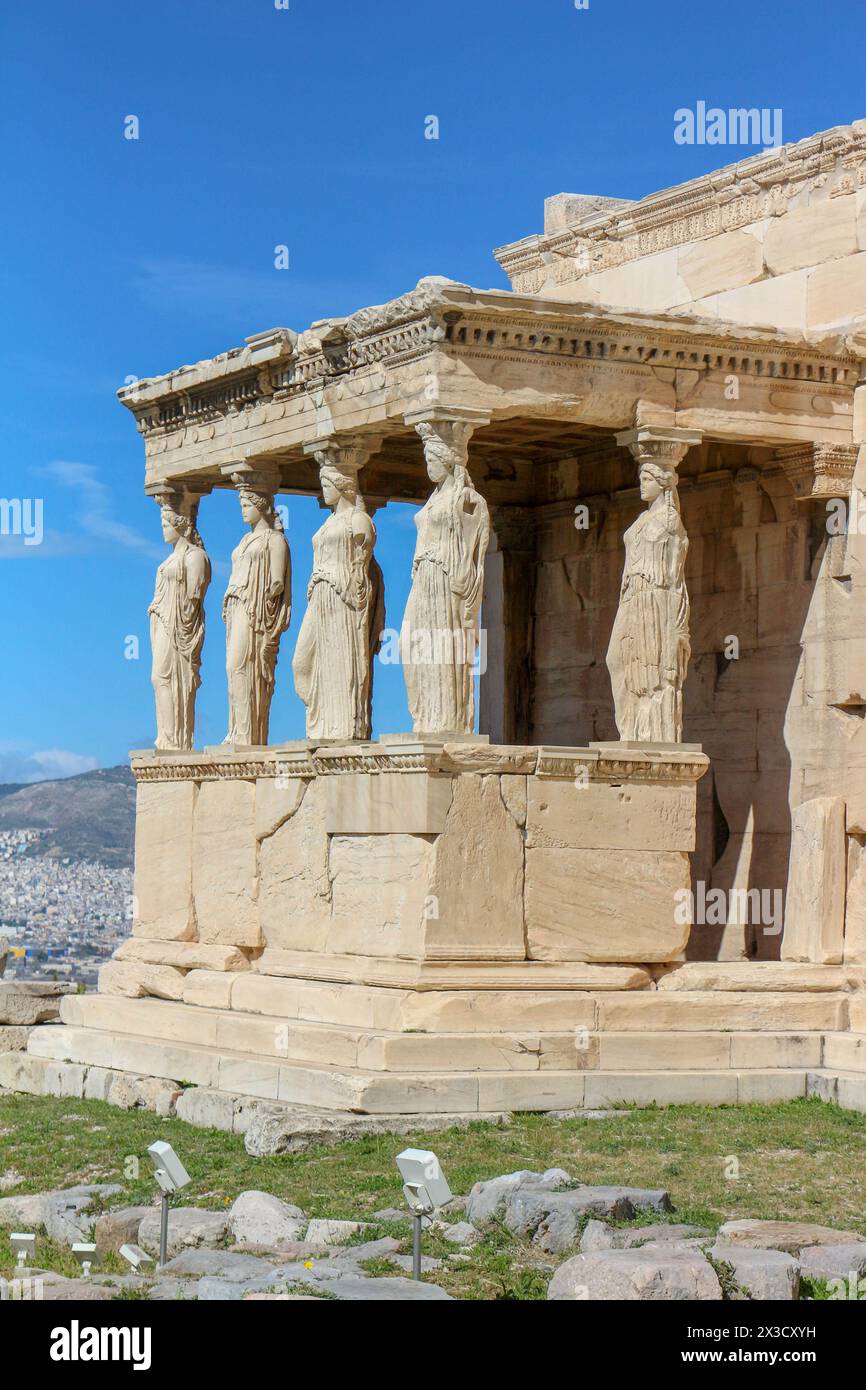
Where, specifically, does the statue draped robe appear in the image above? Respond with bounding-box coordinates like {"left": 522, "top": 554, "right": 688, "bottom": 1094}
{"left": 606, "top": 500, "right": 690, "bottom": 743}
{"left": 149, "top": 545, "right": 210, "bottom": 751}
{"left": 293, "top": 509, "right": 383, "bottom": 740}
{"left": 401, "top": 481, "right": 489, "bottom": 734}
{"left": 224, "top": 528, "right": 291, "bottom": 745}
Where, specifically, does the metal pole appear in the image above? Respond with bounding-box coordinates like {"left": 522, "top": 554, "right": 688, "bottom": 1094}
{"left": 159, "top": 1191, "right": 170, "bottom": 1269}
{"left": 412, "top": 1212, "right": 422, "bottom": 1281}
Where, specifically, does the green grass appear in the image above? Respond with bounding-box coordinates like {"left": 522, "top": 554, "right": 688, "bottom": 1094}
{"left": 1, "top": 1094, "right": 865, "bottom": 1299}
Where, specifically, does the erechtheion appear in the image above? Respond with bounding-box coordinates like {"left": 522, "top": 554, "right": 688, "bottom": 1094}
{"left": 9, "top": 121, "right": 866, "bottom": 1121}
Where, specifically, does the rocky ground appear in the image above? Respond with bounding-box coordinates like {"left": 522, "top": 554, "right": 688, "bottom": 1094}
{"left": 2, "top": 1168, "right": 865, "bottom": 1301}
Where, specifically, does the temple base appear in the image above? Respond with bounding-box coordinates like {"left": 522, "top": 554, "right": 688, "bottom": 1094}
{"left": 6, "top": 740, "right": 866, "bottom": 1118}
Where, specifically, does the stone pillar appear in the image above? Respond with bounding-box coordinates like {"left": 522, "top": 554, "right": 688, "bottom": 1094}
{"left": 480, "top": 506, "right": 537, "bottom": 744}
{"left": 145, "top": 482, "right": 212, "bottom": 752}
{"left": 293, "top": 434, "right": 384, "bottom": 741}
{"left": 400, "top": 406, "right": 491, "bottom": 735}
{"left": 607, "top": 426, "right": 702, "bottom": 744}
{"left": 220, "top": 463, "right": 291, "bottom": 747}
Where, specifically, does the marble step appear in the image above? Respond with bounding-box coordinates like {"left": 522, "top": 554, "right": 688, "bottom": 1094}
{"left": 12, "top": 1028, "right": 813, "bottom": 1114}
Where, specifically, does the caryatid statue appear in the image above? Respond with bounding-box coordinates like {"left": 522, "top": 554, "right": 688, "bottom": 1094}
{"left": 606, "top": 428, "right": 701, "bottom": 743}
{"left": 222, "top": 468, "right": 291, "bottom": 746}
{"left": 148, "top": 487, "right": 211, "bottom": 751}
{"left": 292, "top": 438, "right": 385, "bottom": 741}
{"left": 400, "top": 410, "right": 490, "bottom": 734}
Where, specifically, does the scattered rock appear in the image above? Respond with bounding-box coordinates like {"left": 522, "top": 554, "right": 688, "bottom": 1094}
{"left": 717, "top": 1220, "right": 866, "bottom": 1256}
{"left": 549, "top": 1248, "right": 722, "bottom": 1301}
{"left": 710, "top": 1245, "right": 800, "bottom": 1300}
{"left": 0, "top": 1192, "right": 46, "bottom": 1228}
{"left": 161, "top": 1248, "right": 277, "bottom": 1281}
{"left": 390, "top": 1253, "right": 442, "bottom": 1274}
{"left": 0, "top": 983, "right": 70, "bottom": 1026}
{"left": 43, "top": 1184, "right": 123, "bottom": 1244}
{"left": 373, "top": 1208, "right": 409, "bottom": 1223}
{"left": 0, "top": 1169, "right": 25, "bottom": 1192}
{"left": 32, "top": 1276, "right": 115, "bottom": 1302}
{"left": 138, "top": 1207, "right": 229, "bottom": 1260}
{"left": 330, "top": 1237, "right": 402, "bottom": 1265}
{"left": 581, "top": 1220, "right": 708, "bottom": 1253}
{"left": 465, "top": 1169, "right": 572, "bottom": 1226}
{"left": 230, "top": 1240, "right": 330, "bottom": 1262}
{"left": 305, "top": 1219, "right": 367, "bottom": 1247}
{"left": 441, "top": 1221, "right": 479, "bottom": 1245}
{"left": 228, "top": 1191, "right": 306, "bottom": 1246}
{"left": 798, "top": 1244, "right": 866, "bottom": 1283}
{"left": 95, "top": 1206, "right": 155, "bottom": 1257}
{"left": 243, "top": 1105, "right": 509, "bottom": 1157}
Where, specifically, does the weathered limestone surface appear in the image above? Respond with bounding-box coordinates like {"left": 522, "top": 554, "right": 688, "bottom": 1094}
{"left": 525, "top": 848, "right": 691, "bottom": 963}
{"left": 192, "top": 780, "right": 260, "bottom": 947}
{"left": 782, "top": 797, "right": 846, "bottom": 964}
{"left": 132, "top": 780, "right": 196, "bottom": 941}
{"left": 257, "top": 776, "right": 331, "bottom": 952}
{"left": 424, "top": 773, "right": 525, "bottom": 960}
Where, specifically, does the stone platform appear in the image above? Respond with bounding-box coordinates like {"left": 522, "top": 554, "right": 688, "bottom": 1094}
{"left": 5, "top": 740, "right": 866, "bottom": 1120}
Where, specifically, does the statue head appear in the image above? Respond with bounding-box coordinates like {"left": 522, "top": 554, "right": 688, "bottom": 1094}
{"left": 320, "top": 464, "right": 361, "bottom": 510}
{"left": 159, "top": 501, "right": 204, "bottom": 548}
{"left": 239, "top": 485, "right": 281, "bottom": 530}
{"left": 416, "top": 419, "right": 474, "bottom": 489}
{"left": 639, "top": 459, "right": 678, "bottom": 504}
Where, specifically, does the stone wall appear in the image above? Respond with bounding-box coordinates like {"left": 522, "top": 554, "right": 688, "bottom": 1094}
{"left": 496, "top": 123, "right": 866, "bottom": 334}
{"left": 127, "top": 742, "right": 707, "bottom": 974}
{"left": 527, "top": 440, "right": 854, "bottom": 960}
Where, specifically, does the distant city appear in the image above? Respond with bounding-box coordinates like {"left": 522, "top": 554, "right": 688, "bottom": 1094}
{"left": 0, "top": 828, "right": 132, "bottom": 986}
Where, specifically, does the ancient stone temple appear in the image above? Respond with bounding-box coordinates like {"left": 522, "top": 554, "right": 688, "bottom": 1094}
{"left": 9, "top": 122, "right": 866, "bottom": 1121}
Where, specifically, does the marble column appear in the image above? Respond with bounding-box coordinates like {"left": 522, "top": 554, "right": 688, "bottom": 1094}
{"left": 146, "top": 483, "right": 211, "bottom": 752}
{"left": 292, "top": 434, "right": 384, "bottom": 741}
{"left": 479, "top": 505, "right": 537, "bottom": 744}
{"left": 221, "top": 464, "right": 291, "bottom": 746}
{"left": 606, "top": 427, "right": 701, "bottom": 743}
{"left": 400, "top": 406, "right": 491, "bottom": 735}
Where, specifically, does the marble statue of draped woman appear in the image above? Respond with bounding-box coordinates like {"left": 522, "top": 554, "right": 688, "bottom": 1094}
{"left": 401, "top": 423, "right": 489, "bottom": 734}
{"left": 224, "top": 487, "right": 291, "bottom": 746}
{"left": 606, "top": 461, "right": 690, "bottom": 743}
{"left": 292, "top": 468, "right": 383, "bottom": 741}
{"left": 149, "top": 504, "right": 211, "bottom": 751}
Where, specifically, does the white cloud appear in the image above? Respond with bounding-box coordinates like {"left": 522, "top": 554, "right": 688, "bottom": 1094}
{"left": 0, "top": 461, "right": 162, "bottom": 563}
{"left": 0, "top": 744, "right": 99, "bottom": 785}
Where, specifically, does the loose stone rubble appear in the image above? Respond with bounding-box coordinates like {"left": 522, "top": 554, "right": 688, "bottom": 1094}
{"left": 1, "top": 1167, "right": 865, "bottom": 1301}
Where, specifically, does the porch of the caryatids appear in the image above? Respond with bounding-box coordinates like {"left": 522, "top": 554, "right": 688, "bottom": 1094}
{"left": 606, "top": 426, "right": 702, "bottom": 743}
{"left": 400, "top": 406, "right": 491, "bottom": 735}
{"left": 221, "top": 463, "right": 291, "bottom": 747}
{"left": 292, "top": 434, "right": 384, "bottom": 741}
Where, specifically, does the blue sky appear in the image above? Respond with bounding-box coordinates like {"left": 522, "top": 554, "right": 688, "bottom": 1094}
{"left": 1, "top": 0, "right": 862, "bottom": 781}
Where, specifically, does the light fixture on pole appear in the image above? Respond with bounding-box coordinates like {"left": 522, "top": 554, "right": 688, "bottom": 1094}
{"left": 10, "top": 1233, "right": 36, "bottom": 1278}
{"left": 72, "top": 1242, "right": 97, "bottom": 1279}
{"left": 119, "top": 1243, "right": 154, "bottom": 1273}
{"left": 396, "top": 1148, "right": 452, "bottom": 1280}
{"left": 147, "top": 1140, "right": 192, "bottom": 1269}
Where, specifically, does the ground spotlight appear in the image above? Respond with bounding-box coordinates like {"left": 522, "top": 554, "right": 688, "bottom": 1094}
{"left": 396, "top": 1148, "right": 453, "bottom": 1280}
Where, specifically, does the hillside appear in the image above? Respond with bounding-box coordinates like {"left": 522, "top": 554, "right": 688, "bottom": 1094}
{"left": 0, "top": 765, "right": 135, "bottom": 867}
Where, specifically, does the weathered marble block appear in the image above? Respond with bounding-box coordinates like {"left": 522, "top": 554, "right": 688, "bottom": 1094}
{"left": 127, "top": 741, "right": 708, "bottom": 968}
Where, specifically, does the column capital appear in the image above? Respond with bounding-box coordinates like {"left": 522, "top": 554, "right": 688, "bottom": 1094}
{"left": 615, "top": 426, "right": 703, "bottom": 470}
{"left": 404, "top": 404, "right": 491, "bottom": 430}
{"left": 145, "top": 481, "right": 211, "bottom": 518}
{"left": 219, "top": 461, "right": 282, "bottom": 494}
{"left": 303, "top": 433, "right": 383, "bottom": 474}
{"left": 776, "top": 442, "right": 859, "bottom": 501}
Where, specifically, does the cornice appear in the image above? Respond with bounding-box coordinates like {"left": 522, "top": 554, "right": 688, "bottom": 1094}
{"left": 494, "top": 122, "right": 866, "bottom": 291}
{"left": 118, "top": 282, "right": 861, "bottom": 445}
